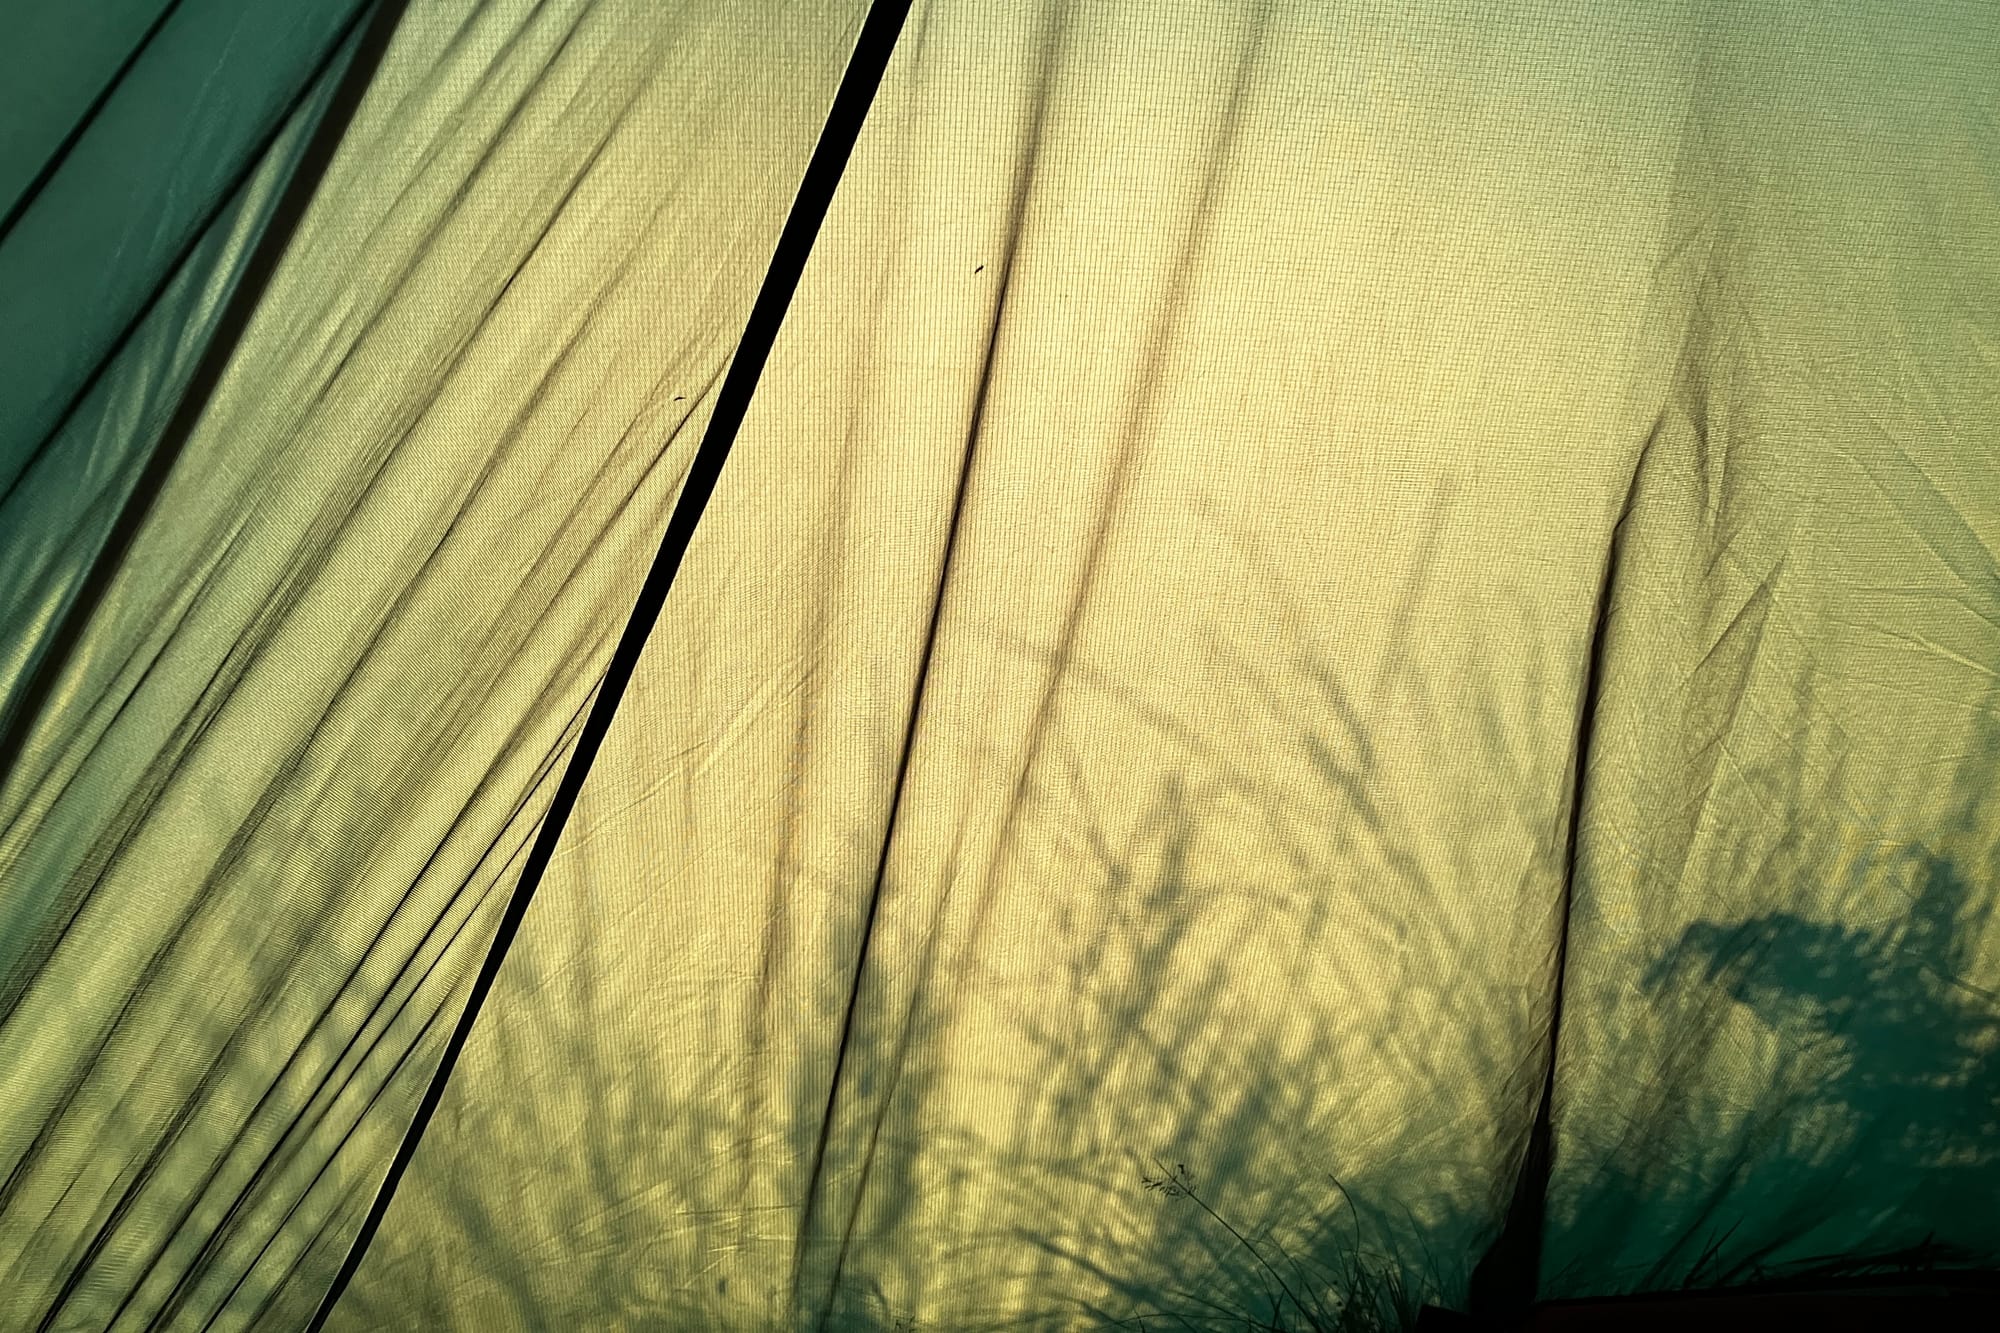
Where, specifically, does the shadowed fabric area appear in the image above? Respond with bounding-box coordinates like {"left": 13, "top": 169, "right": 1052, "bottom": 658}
{"left": 1, "top": 2, "right": 1995, "bottom": 1330}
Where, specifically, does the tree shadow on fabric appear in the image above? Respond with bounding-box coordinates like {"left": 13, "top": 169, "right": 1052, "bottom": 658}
{"left": 318, "top": 835, "right": 971, "bottom": 1333}
{"left": 318, "top": 491, "right": 1994, "bottom": 1331}
{"left": 1545, "top": 698, "right": 2000, "bottom": 1299}
{"left": 866, "top": 498, "right": 1586, "bottom": 1331}
{"left": 980, "top": 766, "right": 1483, "bottom": 1333}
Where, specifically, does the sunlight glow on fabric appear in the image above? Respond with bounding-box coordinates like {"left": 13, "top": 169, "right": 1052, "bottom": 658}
{"left": 0, "top": 1, "right": 1995, "bottom": 1330}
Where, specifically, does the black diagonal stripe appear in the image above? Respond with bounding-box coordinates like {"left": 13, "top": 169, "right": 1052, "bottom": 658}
{"left": 303, "top": 2, "right": 915, "bottom": 1326}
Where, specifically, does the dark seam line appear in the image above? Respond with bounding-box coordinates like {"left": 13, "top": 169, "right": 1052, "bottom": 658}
{"left": 788, "top": 211, "right": 1019, "bottom": 1333}
{"left": 302, "top": 2, "right": 914, "bottom": 1326}
{"left": 0, "top": 0, "right": 383, "bottom": 515}
{"left": 1468, "top": 422, "right": 1654, "bottom": 1328}
{"left": 0, "top": 0, "right": 192, "bottom": 243}
{"left": 0, "top": 0, "right": 406, "bottom": 789}
{"left": 787, "top": 11, "right": 1066, "bottom": 1313}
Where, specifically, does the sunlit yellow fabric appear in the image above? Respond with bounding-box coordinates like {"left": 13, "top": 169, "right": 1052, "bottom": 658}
{"left": 1, "top": 1, "right": 1995, "bottom": 1330}
{"left": 339, "top": 1, "right": 1949, "bottom": 1327}
{"left": 1546, "top": 0, "right": 2000, "bottom": 1294}
{"left": 0, "top": 2, "right": 862, "bottom": 1326}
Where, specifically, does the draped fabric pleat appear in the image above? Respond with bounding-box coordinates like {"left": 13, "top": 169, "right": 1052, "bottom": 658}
{"left": 0, "top": 2, "right": 1994, "bottom": 1330}
{"left": 0, "top": 0, "right": 377, "bottom": 781}
{"left": 0, "top": 2, "right": 866, "bottom": 1326}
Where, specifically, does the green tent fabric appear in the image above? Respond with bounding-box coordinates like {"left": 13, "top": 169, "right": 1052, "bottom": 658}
{"left": 0, "top": 0, "right": 378, "bottom": 762}
{"left": 2, "top": 1, "right": 1995, "bottom": 1330}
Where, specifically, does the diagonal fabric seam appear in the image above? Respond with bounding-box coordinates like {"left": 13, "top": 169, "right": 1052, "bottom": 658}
{"left": 303, "top": 2, "right": 916, "bottom": 1326}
